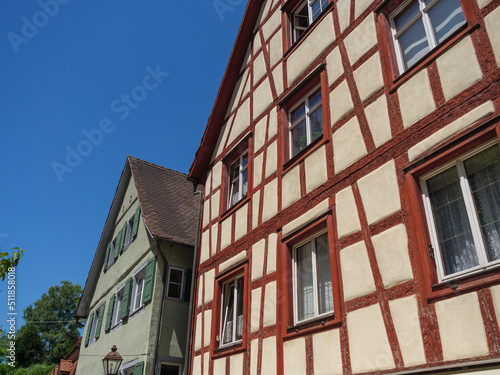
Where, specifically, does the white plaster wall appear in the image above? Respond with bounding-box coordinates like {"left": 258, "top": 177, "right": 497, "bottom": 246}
{"left": 204, "top": 269, "right": 215, "bottom": 303}
{"left": 251, "top": 287, "right": 262, "bottom": 332}
{"left": 252, "top": 190, "right": 261, "bottom": 229}
{"left": 250, "top": 339, "right": 259, "bottom": 375}
{"left": 203, "top": 198, "right": 210, "bottom": 228}
{"left": 282, "top": 198, "right": 330, "bottom": 237}
{"left": 436, "top": 37, "right": 483, "bottom": 101}
{"left": 254, "top": 152, "right": 264, "bottom": 188}
{"left": 398, "top": 69, "right": 435, "bottom": 129}
{"left": 340, "top": 241, "right": 377, "bottom": 300}
{"left": 225, "top": 70, "right": 249, "bottom": 119}
{"left": 347, "top": 303, "right": 395, "bottom": 373}
{"left": 364, "top": 95, "right": 392, "bottom": 147}
{"left": 313, "top": 329, "right": 343, "bottom": 375}
{"left": 287, "top": 16, "right": 336, "bottom": 85}
{"left": 273, "top": 66, "right": 284, "bottom": 96}
{"left": 254, "top": 116, "right": 267, "bottom": 152}
{"left": 203, "top": 309, "right": 212, "bottom": 348}
{"left": 192, "top": 355, "right": 201, "bottom": 375}
{"left": 355, "top": 0, "right": 376, "bottom": 18}
{"left": 357, "top": 160, "right": 401, "bottom": 225}
{"left": 234, "top": 203, "right": 248, "bottom": 241}
{"left": 212, "top": 162, "right": 222, "bottom": 190}
{"left": 254, "top": 78, "right": 274, "bottom": 120}
{"left": 389, "top": 295, "right": 427, "bottom": 367}
{"left": 228, "top": 99, "right": 251, "bottom": 146}
{"left": 283, "top": 338, "right": 307, "bottom": 375}
{"left": 266, "top": 233, "right": 278, "bottom": 274}
{"left": 336, "top": 186, "right": 362, "bottom": 238}
{"left": 282, "top": 165, "right": 301, "bottom": 209}
{"left": 213, "top": 358, "right": 225, "bottom": 375}
{"left": 263, "top": 281, "right": 277, "bottom": 326}
{"left": 265, "top": 141, "right": 278, "bottom": 178}
{"left": 408, "top": 100, "right": 495, "bottom": 161}
{"left": 211, "top": 223, "right": 218, "bottom": 257}
{"left": 261, "top": 7, "right": 281, "bottom": 41}
{"left": 353, "top": 52, "right": 384, "bottom": 101}
{"left": 219, "top": 251, "right": 247, "bottom": 273}
{"left": 435, "top": 292, "right": 489, "bottom": 361}
{"left": 211, "top": 190, "right": 220, "bottom": 222}
{"left": 333, "top": 117, "right": 368, "bottom": 173}
{"left": 269, "top": 110, "right": 277, "bottom": 139}
{"left": 326, "top": 47, "right": 344, "bottom": 85}
{"left": 344, "top": 16, "right": 378, "bottom": 64}
{"left": 197, "top": 275, "right": 204, "bottom": 307}
{"left": 305, "top": 145, "right": 328, "bottom": 193}
{"left": 490, "top": 284, "right": 500, "bottom": 325}
{"left": 252, "top": 238, "right": 266, "bottom": 281}
{"left": 194, "top": 312, "right": 202, "bottom": 351}
{"left": 262, "top": 336, "right": 277, "bottom": 375}
{"left": 220, "top": 215, "right": 232, "bottom": 251}
{"left": 269, "top": 32, "right": 283, "bottom": 67}
{"left": 485, "top": 7, "right": 500, "bottom": 65}
{"left": 230, "top": 353, "right": 244, "bottom": 375}
{"left": 371, "top": 224, "right": 413, "bottom": 288}
{"left": 330, "top": 80, "right": 354, "bottom": 124}
{"left": 203, "top": 352, "right": 209, "bottom": 375}
{"left": 253, "top": 51, "right": 267, "bottom": 87}
{"left": 337, "top": 0, "right": 351, "bottom": 33}
{"left": 262, "top": 178, "right": 278, "bottom": 222}
{"left": 200, "top": 229, "right": 210, "bottom": 264}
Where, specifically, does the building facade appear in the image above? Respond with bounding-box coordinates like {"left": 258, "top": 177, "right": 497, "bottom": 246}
{"left": 188, "top": 0, "right": 500, "bottom": 374}
{"left": 76, "top": 157, "right": 199, "bottom": 375}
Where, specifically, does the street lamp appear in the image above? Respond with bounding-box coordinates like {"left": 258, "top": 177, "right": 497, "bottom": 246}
{"left": 102, "top": 345, "right": 123, "bottom": 375}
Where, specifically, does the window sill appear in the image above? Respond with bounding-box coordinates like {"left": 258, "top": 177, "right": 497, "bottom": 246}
{"left": 427, "top": 265, "right": 500, "bottom": 302}
{"left": 283, "top": 2, "right": 334, "bottom": 59}
{"left": 389, "top": 22, "right": 478, "bottom": 93}
{"left": 220, "top": 196, "right": 251, "bottom": 222}
{"left": 284, "top": 313, "right": 341, "bottom": 340}
{"left": 211, "top": 342, "right": 246, "bottom": 359}
{"left": 283, "top": 136, "right": 328, "bottom": 175}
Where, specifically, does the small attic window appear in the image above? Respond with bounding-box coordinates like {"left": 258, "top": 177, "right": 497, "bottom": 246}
{"left": 290, "top": 0, "right": 329, "bottom": 42}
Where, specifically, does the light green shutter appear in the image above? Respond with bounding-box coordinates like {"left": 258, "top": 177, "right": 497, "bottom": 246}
{"left": 142, "top": 258, "right": 156, "bottom": 304}
{"left": 94, "top": 302, "right": 105, "bottom": 340}
{"left": 132, "top": 206, "right": 141, "bottom": 239}
{"left": 105, "top": 294, "right": 115, "bottom": 331}
{"left": 84, "top": 312, "right": 94, "bottom": 346}
{"left": 120, "top": 278, "right": 133, "bottom": 320}
{"left": 103, "top": 242, "right": 111, "bottom": 272}
{"left": 133, "top": 361, "right": 144, "bottom": 375}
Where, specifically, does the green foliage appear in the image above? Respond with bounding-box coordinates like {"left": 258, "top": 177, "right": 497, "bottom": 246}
{"left": 21, "top": 281, "right": 82, "bottom": 365}
{"left": 16, "top": 325, "right": 44, "bottom": 367}
{"left": 0, "top": 363, "right": 56, "bottom": 375}
{"left": 0, "top": 248, "right": 23, "bottom": 281}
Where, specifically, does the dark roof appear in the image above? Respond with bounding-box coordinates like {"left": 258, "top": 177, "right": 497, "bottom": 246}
{"left": 189, "top": 0, "right": 264, "bottom": 182}
{"left": 129, "top": 156, "right": 199, "bottom": 247}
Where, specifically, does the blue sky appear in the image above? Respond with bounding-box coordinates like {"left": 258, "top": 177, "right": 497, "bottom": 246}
{"left": 0, "top": 0, "right": 246, "bottom": 329}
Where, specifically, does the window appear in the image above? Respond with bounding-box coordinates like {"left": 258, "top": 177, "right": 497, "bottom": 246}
{"left": 220, "top": 275, "right": 244, "bottom": 346}
{"left": 420, "top": 140, "right": 500, "bottom": 282}
{"left": 291, "top": 0, "right": 329, "bottom": 42}
{"left": 390, "top": 0, "right": 466, "bottom": 73}
{"left": 85, "top": 302, "right": 105, "bottom": 346}
{"left": 293, "top": 230, "right": 333, "bottom": 323}
{"left": 105, "top": 239, "right": 116, "bottom": 270}
{"left": 113, "top": 287, "right": 124, "bottom": 327}
{"left": 121, "top": 360, "right": 144, "bottom": 375}
{"left": 160, "top": 363, "right": 181, "bottom": 375}
{"left": 132, "top": 270, "right": 146, "bottom": 312}
{"left": 130, "top": 258, "right": 156, "bottom": 314}
{"left": 288, "top": 86, "right": 323, "bottom": 159}
{"left": 124, "top": 206, "right": 141, "bottom": 249}
{"left": 228, "top": 151, "right": 248, "bottom": 208}
{"left": 213, "top": 262, "right": 248, "bottom": 353}
{"left": 166, "top": 267, "right": 185, "bottom": 300}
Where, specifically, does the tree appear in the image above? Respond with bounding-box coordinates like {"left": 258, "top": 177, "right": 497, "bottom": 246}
{"left": 21, "top": 281, "right": 82, "bottom": 365}
{"left": 0, "top": 248, "right": 23, "bottom": 281}
{"left": 16, "top": 325, "right": 44, "bottom": 367}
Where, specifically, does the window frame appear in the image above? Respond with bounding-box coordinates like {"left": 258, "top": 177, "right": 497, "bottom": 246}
{"left": 221, "top": 137, "right": 253, "bottom": 216}
{"left": 283, "top": 0, "right": 333, "bottom": 48}
{"left": 279, "top": 68, "right": 330, "bottom": 168}
{"left": 376, "top": 0, "right": 478, "bottom": 84}
{"left": 279, "top": 213, "right": 341, "bottom": 338}
{"left": 211, "top": 262, "right": 249, "bottom": 356}
{"left": 112, "top": 284, "right": 125, "bottom": 329}
{"left": 123, "top": 214, "right": 135, "bottom": 250}
{"left": 420, "top": 139, "right": 500, "bottom": 282}
{"left": 131, "top": 265, "right": 147, "bottom": 315}
{"left": 166, "top": 266, "right": 186, "bottom": 300}
{"left": 406, "top": 122, "right": 500, "bottom": 299}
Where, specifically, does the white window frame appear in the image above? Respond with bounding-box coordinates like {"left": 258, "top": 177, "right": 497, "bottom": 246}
{"left": 88, "top": 306, "right": 101, "bottom": 345}
{"left": 106, "top": 238, "right": 117, "bottom": 270}
{"left": 288, "top": 85, "right": 323, "bottom": 159}
{"left": 420, "top": 139, "right": 500, "bottom": 283}
{"left": 131, "top": 264, "right": 147, "bottom": 314}
{"left": 292, "top": 229, "right": 333, "bottom": 324}
{"left": 166, "top": 267, "right": 185, "bottom": 300}
{"left": 121, "top": 359, "right": 138, "bottom": 375}
{"left": 227, "top": 151, "right": 248, "bottom": 208}
{"left": 292, "top": 0, "right": 329, "bottom": 42}
{"left": 390, "top": 0, "right": 466, "bottom": 73}
{"left": 219, "top": 274, "right": 244, "bottom": 348}
{"left": 112, "top": 284, "right": 125, "bottom": 329}
{"left": 160, "top": 362, "right": 181, "bottom": 375}
{"left": 123, "top": 214, "right": 135, "bottom": 250}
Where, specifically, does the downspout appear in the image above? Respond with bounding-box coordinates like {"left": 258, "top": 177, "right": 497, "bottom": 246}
{"left": 153, "top": 240, "right": 169, "bottom": 375}
{"left": 183, "top": 188, "right": 203, "bottom": 375}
